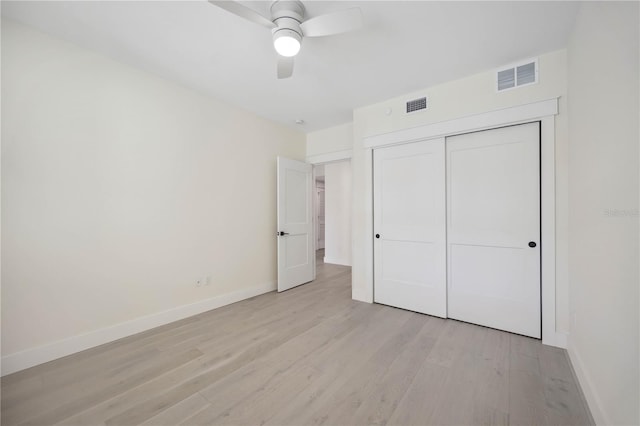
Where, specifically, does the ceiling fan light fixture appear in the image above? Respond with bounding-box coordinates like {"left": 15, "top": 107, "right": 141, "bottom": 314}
{"left": 273, "top": 29, "right": 301, "bottom": 57}
{"left": 209, "top": 0, "right": 364, "bottom": 78}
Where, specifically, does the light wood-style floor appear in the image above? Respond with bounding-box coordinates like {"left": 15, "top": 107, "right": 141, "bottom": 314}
{"left": 2, "top": 251, "right": 593, "bottom": 426}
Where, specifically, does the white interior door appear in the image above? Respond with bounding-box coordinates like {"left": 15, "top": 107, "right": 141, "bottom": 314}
{"left": 373, "top": 139, "right": 447, "bottom": 317}
{"left": 277, "top": 157, "right": 314, "bottom": 292}
{"left": 446, "top": 122, "right": 541, "bottom": 338}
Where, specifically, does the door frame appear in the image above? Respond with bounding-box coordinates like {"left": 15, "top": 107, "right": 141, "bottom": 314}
{"left": 363, "top": 98, "right": 563, "bottom": 348}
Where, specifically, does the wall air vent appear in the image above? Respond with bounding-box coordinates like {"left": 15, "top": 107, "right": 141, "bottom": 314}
{"left": 406, "top": 97, "right": 427, "bottom": 114}
{"left": 496, "top": 58, "right": 538, "bottom": 92}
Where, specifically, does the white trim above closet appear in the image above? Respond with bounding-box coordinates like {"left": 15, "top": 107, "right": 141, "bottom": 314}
{"left": 364, "top": 98, "right": 558, "bottom": 149}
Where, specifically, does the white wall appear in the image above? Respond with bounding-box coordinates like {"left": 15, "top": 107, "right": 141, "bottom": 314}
{"left": 306, "top": 122, "right": 353, "bottom": 163}
{"left": 566, "top": 3, "right": 639, "bottom": 425}
{"left": 351, "top": 50, "right": 570, "bottom": 335}
{"left": 1, "top": 20, "right": 305, "bottom": 374}
{"left": 323, "top": 161, "right": 352, "bottom": 266}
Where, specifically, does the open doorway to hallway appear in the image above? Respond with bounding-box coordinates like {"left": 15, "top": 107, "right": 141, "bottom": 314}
{"left": 315, "top": 165, "right": 325, "bottom": 254}
{"left": 313, "top": 160, "right": 352, "bottom": 268}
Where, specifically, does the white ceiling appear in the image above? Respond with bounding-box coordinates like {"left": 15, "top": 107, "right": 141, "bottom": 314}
{"left": 2, "top": 1, "right": 580, "bottom": 132}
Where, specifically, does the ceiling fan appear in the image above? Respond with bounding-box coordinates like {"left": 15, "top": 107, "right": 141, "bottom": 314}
{"left": 208, "top": 0, "right": 363, "bottom": 79}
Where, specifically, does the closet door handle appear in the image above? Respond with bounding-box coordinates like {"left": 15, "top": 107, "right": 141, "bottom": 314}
{"left": 528, "top": 241, "right": 537, "bottom": 248}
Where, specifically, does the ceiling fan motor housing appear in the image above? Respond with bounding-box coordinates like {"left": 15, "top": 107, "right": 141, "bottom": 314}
{"left": 270, "top": 0, "right": 304, "bottom": 38}
{"left": 270, "top": 0, "right": 305, "bottom": 21}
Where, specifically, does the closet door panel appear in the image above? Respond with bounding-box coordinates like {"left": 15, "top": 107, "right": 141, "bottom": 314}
{"left": 373, "top": 139, "right": 447, "bottom": 317}
{"left": 446, "top": 122, "right": 541, "bottom": 338}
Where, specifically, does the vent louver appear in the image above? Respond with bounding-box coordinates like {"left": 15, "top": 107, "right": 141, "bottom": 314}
{"left": 516, "top": 62, "right": 536, "bottom": 85}
{"left": 406, "top": 97, "right": 427, "bottom": 113}
{"left": 497, "top": 68, "right": 515, "bottom": 91}
{"left": 497, "top": 59, "right": 538, "bottom": 92}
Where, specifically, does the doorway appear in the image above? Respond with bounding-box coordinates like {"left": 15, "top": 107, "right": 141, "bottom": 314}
{"left": 313, "top": 160, "right": 352, "bottom": 268}
{"left": 315, "top": 165, "right": 325, "bottom": 254}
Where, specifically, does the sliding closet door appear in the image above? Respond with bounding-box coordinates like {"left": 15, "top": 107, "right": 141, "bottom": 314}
{"left": 373, "top": 139, "right": 447, "bottom": 317}
{"left": 446, "top": 122, "right": 541, "bottom": 338}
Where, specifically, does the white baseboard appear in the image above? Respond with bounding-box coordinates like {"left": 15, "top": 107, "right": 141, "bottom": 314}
{"left": 1, "top": 282, "right": 276, "bottom": 376}
{"left": 567, "top": 343, "right": 607, "bottom": 425}
{"left": 323, "top": 256, "right": 351, "bottom": 266}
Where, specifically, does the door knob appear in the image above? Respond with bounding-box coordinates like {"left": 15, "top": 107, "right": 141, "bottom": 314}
{"left": 375, "top": 234, "right": 380, "bottom": 239}
{"left": 528, "top": 241, "right": 537, "bottom": 248}
{"left": 279, "top": 231, "right": 290, "bottom": 236}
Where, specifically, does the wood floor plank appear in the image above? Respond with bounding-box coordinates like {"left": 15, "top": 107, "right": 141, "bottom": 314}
{"left": 1, "top": 255, "right": 593, "bottom": 426}
{"left": 0, "top": 375, "right": 44, "bottom": 409}
{"left": 209, "top": 307, "right": 415, "bottom": 426}
{"left": 140, "top": 392, "right": 211, "bottom": 426}
{"left": 262, "top": 305, "right": 410, "bottom": 426}
{"left": 426, "top": 322, "right": 490, "bottom": 426}
{"left": 306, "top": 314, "right": 427, "bottom": 425}
{"left": 103, "top": 296, "right": 359, "bottom": 425}
{"left": 14, "top": 348, "right": 203, "bottom": 426}
{"left": 469, "top": 328, "right": 511, "bottom": 424}
{"left": 196, "top": 363, "right": 324, "bottom": 426}
{"left": 179, "top": 302, "right": 377, "bottom": 425}
{"left": 508, "top": 334, "right": 548, "bottom": 426}
{"left": 424, "top": 318, "right": 475, "bottom": 368}
{"left": 386, "top": 355, "right": 450, "bottom": 425}
{"left": 57, "top": 280, "right": 351, "bottom": 424}
{"left": 56, "top": 334, "right": 275, "bottom": 426}
{"left": 347, "top": 316, "right": 441, "bottom": 425}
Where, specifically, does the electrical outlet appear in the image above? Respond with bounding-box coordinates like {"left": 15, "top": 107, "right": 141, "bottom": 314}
{"left": 205, "top": 276, "right": 211, "bottom": 286}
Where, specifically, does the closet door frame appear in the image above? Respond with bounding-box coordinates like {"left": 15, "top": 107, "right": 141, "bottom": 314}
{"left": 364, "top": 98, "right": 563, "bottom": 348}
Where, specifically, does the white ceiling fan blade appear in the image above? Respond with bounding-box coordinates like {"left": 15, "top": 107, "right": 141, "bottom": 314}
{"left": 208, "top": 1, "right": 276, "bottom": 29}
{"left": 300, "top": 8, "right": 363, "bottom": 38}
{"left": 277, "top": 56, "right": 294, "bottom": 79}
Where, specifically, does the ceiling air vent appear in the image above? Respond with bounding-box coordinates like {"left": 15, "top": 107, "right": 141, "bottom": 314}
{"left": 496, "top": 59, "right": 538, "bottom": 92}
{"left": 406, "top": 97, "right": 427, "bottom": 114}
